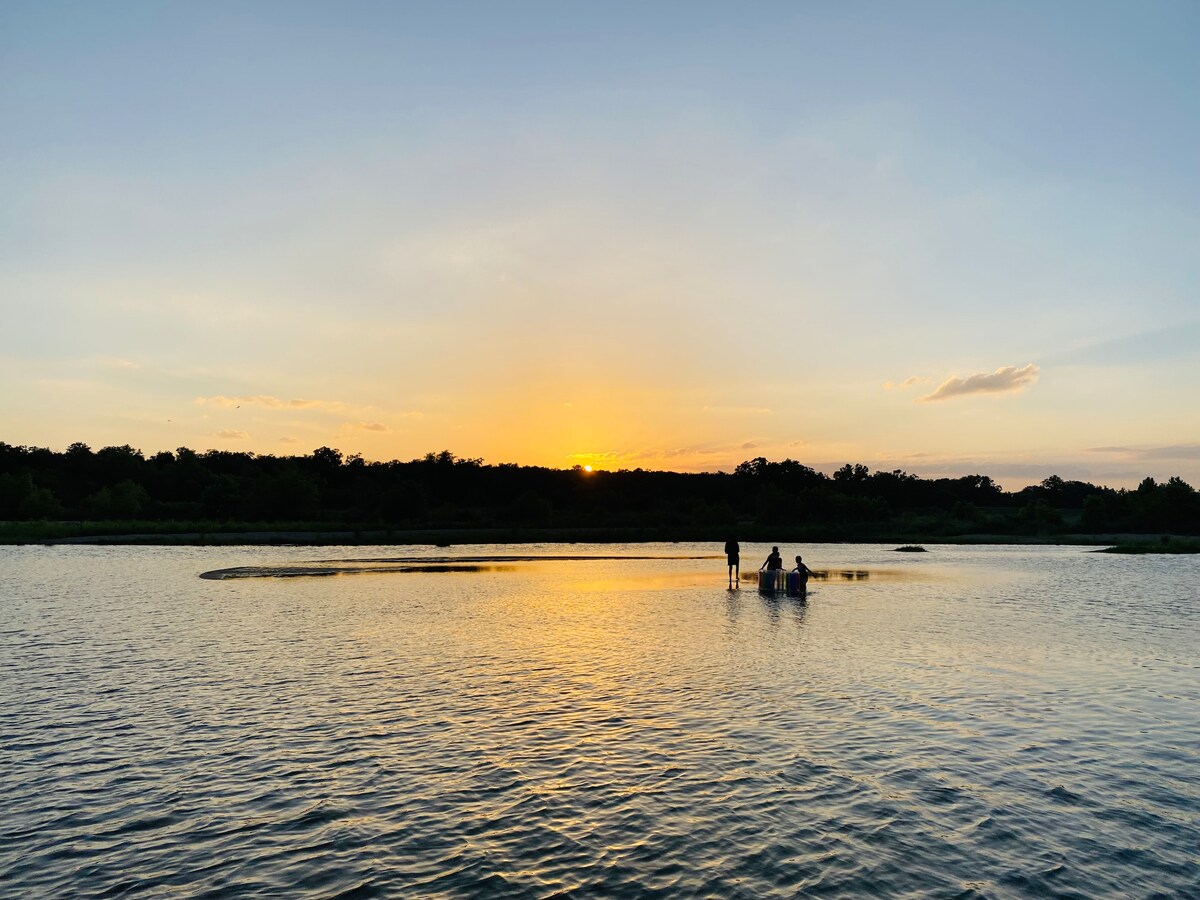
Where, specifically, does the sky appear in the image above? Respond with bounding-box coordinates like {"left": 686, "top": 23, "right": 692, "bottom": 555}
{"left": 2, "top": 1, "right": 1198, "bottom": 489}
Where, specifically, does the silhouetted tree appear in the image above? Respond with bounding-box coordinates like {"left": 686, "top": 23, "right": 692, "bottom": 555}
{"left": 2, "top": 441, "right": 1197, "bottom": 537}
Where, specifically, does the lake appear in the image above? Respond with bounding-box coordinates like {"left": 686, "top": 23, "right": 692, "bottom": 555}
{"left": 1, "top": 543, "right": 1197, "bottom": 897}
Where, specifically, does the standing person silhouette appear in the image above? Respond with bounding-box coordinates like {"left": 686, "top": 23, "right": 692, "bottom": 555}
{"left": 724, "top": 539, "right": 740, "bottom": 589}
{"left": 760, "top": 547, "right": 783, "bottom": 571}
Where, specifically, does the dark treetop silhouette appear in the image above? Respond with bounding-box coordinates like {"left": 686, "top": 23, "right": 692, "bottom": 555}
{"left": 1, "top": 444, "right": 1197, "bottom": 540}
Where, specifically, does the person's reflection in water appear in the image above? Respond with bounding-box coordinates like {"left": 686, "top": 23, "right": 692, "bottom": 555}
{"left": 724, "top": 538, "right": 740, "bottom": 589}
{"left": 791, "top": 600, "right": 808, "bottom": 630}
{"left": 724, "top": 589, "right": 743, "bottom": 633}
{"left": 762, "top": 595, "right": 782, "bottom": 627}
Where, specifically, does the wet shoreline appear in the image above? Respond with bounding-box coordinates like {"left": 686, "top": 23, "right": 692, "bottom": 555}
{"left": 13, "top": 526, "right": 1184, "bottom": 549}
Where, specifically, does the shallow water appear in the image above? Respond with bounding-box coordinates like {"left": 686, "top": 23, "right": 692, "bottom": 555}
{"left": 2, "top": 543, "right": 1198, "bottom": 898}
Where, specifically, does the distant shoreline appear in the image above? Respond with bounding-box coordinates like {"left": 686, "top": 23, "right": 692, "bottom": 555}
{"left": 4, "top": 522, "right": 1196, "bottom": 549}
{"left": 1093, "top": 539, "right": 1200, "bottom": 554}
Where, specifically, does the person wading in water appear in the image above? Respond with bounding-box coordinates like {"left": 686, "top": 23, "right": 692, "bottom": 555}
{"left": 724, "top": 539, "right": 740, "bottom": 589}
{"left": 758, "top": 546, "right": 785, "bottom": 592}
{"left": 760, "top": 546, "right": 783, "bottom": 572}
{"left": 791, "top": 554, "right": 816, "bottom": 598}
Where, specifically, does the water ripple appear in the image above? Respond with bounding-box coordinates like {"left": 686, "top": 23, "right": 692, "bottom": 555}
{"left": 1, "top": 543, "right": 1198, "bottom": 897}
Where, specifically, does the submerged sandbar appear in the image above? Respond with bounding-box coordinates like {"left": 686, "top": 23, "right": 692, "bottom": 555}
{"left": 199, "top": 553, "right": 718, "bottom": 580}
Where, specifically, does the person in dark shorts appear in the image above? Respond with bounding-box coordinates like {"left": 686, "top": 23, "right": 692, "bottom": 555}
{"left": 724, "top": 539, "right": 740, "bottom": 588}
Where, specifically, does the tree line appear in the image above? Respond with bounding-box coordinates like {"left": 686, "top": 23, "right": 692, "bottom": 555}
{"left": 1, "top": 442, "right": 1197, "bottom": 537}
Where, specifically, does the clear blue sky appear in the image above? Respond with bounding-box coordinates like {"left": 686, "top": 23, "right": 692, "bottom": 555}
{"left": 3, "top": 1, "right": 1198, "bottom": 487}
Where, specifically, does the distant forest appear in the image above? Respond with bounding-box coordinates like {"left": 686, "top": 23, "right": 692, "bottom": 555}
{"left": 2, "top": 442, "right": 1198, "bottom": 538}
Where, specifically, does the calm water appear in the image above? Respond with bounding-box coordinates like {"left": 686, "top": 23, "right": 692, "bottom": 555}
{"left": 2, "top": 543, "right": 1198, "bottom": 898}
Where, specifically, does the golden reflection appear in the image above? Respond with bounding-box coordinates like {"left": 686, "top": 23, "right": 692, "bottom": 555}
{"left": 566, "top": 572, "right": 725, "bottom": 592}
{"left": 738, "top": 568, "right": 942, "bottom": 585}
{"left": 201, "top": 559, "right": 949, "bottom": 585}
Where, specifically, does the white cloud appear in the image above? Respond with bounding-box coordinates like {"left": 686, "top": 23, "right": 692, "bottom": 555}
{"left": 920, "top": 364, "right": 1039, "bottom": 402}
{"left": 196, "top": 395, "right": 348, "bottom": 412}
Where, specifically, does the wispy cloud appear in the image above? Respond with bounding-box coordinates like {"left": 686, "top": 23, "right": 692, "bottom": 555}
{"left": 94, "top": 357, "right": 140, "bottom": 370}
{"left": 920, "top": 364, "right": 1039, "bottom": 402}
{"left": 566, "top": 442, "right": 757, "bottom": 469}
{"left": 1139, "top": 444, "right": 1200, "bottom": 460}
{"left": 883, "top": 375, "right": 926, "bottom": 390}
{"left": 355, "top": 422, "right": 391, "bottom": 433}
{"left": 702, "top": 405, "right": 773, "bottom": 415}
{"left": 196, "top": 395, "right": 348, "bottom": 412}
{"left": 216, "top": 429, "right": 248, "bottom": 439}
{"left": 1087, "top": 443, "right": 1200, "bottom": 460}
{"left": 659, "top": 447, "right": 726, "bottom": 459}
{"left": 279, "top": 436, "right": 300, "bottom": 444}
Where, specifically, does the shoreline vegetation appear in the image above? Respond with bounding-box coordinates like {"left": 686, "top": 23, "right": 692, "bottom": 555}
{"left": 1094, "top": 538, "right": 1200, "bottom": 554}
{"left": 4, "top": 522, "right": 1198, "bottom": 551}
{"left": 2, "top": 443, "right": 1198, "bottom": 549}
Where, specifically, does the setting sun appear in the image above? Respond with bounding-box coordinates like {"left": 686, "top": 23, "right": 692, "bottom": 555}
{"left": 583, "top": 465, "right": 593, "bottom": 473}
